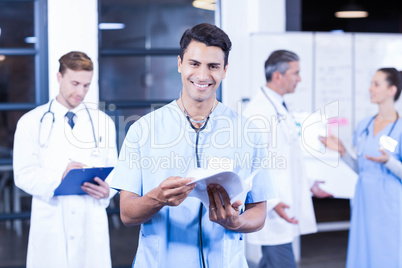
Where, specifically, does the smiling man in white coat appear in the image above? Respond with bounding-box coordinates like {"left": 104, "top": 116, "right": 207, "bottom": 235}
{"left": 13, "top": 51, "right": 117, "bottom": 268}
{"left": 244, "top": 50, "right": 332, "bottom": 268}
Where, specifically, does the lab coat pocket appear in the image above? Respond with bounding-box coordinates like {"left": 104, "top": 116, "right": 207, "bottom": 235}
{"left": 40, "top": 146, "right": 65, "bottom": 172}
{"left": 223, "top": 234, "right": 247, "bottom": 268}
{"left": 134, "top": 233, "right": 159, "bottom": 268}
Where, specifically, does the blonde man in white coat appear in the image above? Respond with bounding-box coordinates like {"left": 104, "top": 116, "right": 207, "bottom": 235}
{"left": 244, "top": 50, "right": 332, "bottom": 268}
{"left": 13, "top": 51, "right": 117, "bottom": 268}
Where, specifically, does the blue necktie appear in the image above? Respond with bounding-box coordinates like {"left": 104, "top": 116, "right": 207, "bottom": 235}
{"left": 282, "top": 101, "right": 288, "bottom": 111}
{"left": 65, "top": 111, "right": 75, "bottom": 129}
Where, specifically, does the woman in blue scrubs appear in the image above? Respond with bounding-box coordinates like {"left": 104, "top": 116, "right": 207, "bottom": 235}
{"left": 321, "top": 68, "right": 402, "bottom": 268}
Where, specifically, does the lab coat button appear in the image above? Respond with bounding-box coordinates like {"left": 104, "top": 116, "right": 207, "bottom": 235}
{"left": 70, "top": 235, "right": 74, "bottom": 240}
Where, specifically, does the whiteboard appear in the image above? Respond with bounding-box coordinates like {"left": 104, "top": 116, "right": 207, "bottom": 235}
{"left": 315, "top": 33, "right": 353, "bottom": 148}
{"left": 247, "top": 32, "right": 402, "bottom": 199}
{"left": 304, "top": 155, "right": 358, "bottom": 199}
{"left": 354, "top": 33, "right": 402, "bottom": 128}
{"left": 249, "top": 32, "right": 314, "bottom": 113}
{"left": 248, "top": 32, "right": 402, "bottom": 147}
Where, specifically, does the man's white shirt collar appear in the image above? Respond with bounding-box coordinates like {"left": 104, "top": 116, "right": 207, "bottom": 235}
{"left": 263, "top": 86, "right": 285, "bottom": 106}
{"left": 51, "top": 98, "right": 87, "bottom": 125}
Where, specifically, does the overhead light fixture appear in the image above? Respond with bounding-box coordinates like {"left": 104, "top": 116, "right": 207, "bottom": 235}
{"left": 335, "top": 1, "right": 368, "bottom": 18}
{"left": 98, "top": 23, "right": 125, "bottom": 30}
{"left": 330, "top": 29, "right": 345, "bottom": 34}
{"left": 192, "top": 0, "right": 216, "bottom": 11}
{"left": 25, "top": 37, "right": 37, "bottom": 44}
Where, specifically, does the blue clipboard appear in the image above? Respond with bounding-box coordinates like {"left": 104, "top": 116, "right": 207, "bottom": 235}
{"left": 54, "top": 167, "right": 114, "bottom": 196}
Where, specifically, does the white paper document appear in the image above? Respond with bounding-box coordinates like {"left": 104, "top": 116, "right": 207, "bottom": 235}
{"left": 304, "top": 156, "right": 358, "bottom": 199}
{"left": 186, "top": 168, "right": 260, "bottom": 207}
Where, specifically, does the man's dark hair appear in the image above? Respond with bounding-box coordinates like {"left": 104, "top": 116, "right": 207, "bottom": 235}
{"left": 179, "top": 23, "right": 232, "bottom": 67}
{"left": 264, "top": 50, "right": 299, "bottom": 82}
{"left": 58, "top": 51, "right": 93, "bottom": 75}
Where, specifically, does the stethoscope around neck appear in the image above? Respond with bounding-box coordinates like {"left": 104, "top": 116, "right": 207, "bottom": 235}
{"left": 179, "top": 97, "right": 214, "bottom": 268}
{"left": 260, "top": 86, "right": 299, "bottom": 142}
{"left": 361, "top": 113, "right": 399, "bottom": 137}
{"left": 38, "top": 99, "right": 99, "bottom": 157}
{"left": 260, "top": 87, "right": 287, "bottom": 123}
{"left": 184, "top": 112, "right": 210, "bottom": 268}
{"left": 357, "top": 112, "right": 399, "bottom": 156}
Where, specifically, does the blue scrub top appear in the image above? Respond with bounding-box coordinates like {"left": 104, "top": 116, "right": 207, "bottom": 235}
{"left": 111, "top": 101, "right": 275, "bottom": 268}
{"left": 347, "top": 116, "right": 402, "bottom": 268}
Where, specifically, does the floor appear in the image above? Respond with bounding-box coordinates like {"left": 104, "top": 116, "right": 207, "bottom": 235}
{"left": 0, "top": 196, "right": 349, "bottom": 268}
{"left": 299, "top": 231, "right": 348, "bottom": 268}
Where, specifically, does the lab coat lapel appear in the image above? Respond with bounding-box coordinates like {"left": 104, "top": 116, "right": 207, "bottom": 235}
{"left": 263, "top": 89, "right": 318, "bottom": 235}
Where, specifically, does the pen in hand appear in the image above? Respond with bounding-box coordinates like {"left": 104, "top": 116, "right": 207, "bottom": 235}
{"left": 62, "top": 161, "right": 84, "bottom": 180}
{"left": 69, "top": 158, "right": 92, "bottom": 168}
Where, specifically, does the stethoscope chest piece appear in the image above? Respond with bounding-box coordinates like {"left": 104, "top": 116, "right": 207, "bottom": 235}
{"left": 92, "top": 148, "right": 101, "bottom": 157}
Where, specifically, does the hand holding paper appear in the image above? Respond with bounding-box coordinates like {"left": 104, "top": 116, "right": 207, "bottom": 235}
{"left": 304, "top": 156, "right": 358, "bottom": 199}
{"left": 186, "top": 168, "right": 260, "bottom": 207}
{"left": 207, "top": 183, "right": 243, "bottom": 230}
{"left": 151, "top": 176, "right": 196, "bottom": 207}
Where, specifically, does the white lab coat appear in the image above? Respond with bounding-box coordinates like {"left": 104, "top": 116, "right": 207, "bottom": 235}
{"left": 244, "top": 87, "right": 317, "bottom": 246}
{"left": 13, "top": 99, "right": 117, "bottom": 268}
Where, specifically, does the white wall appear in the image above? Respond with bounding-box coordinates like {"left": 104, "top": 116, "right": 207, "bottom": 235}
{"left": 220, "top": 0, "right": 286, "bottom": 111}
{"left": 220, "top": 1, "right": 286, "bottom": 265}
{"left": 48, "top": 0, "right": 99, "bottom": 105}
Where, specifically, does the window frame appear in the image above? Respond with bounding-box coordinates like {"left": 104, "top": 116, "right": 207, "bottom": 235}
{"left": 98, "top": 1, "right": 222, "bottom": 111}
{"left": 0, "top": 0, "right": 48, "bottom": 164}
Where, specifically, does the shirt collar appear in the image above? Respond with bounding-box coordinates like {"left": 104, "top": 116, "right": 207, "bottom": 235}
{"left": 51, "top": 98, "right": 69, "bottom": 116}
{"left": 263, "top": 85, "right": 285, "bottom": 105}
{"left": 171, "top": 100, "right": 219, "bottom": 133}
{"left": 51, "top": 98, "right": 85, "bottom": 117}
